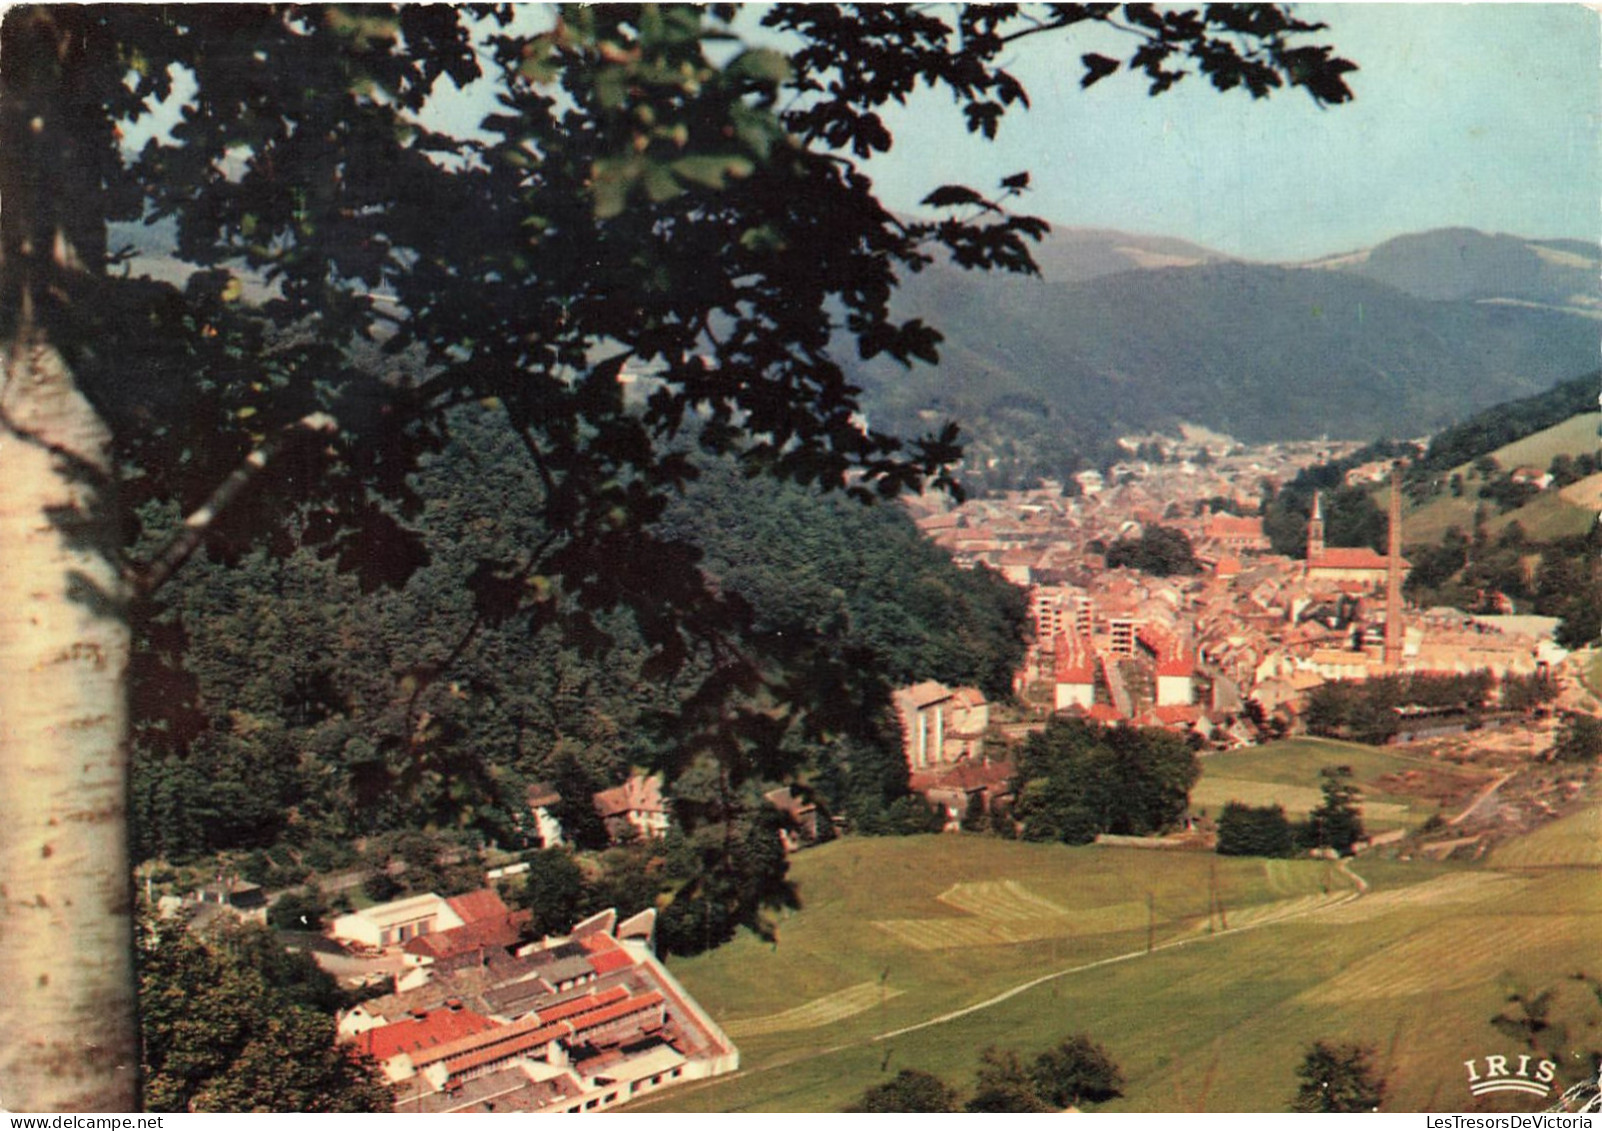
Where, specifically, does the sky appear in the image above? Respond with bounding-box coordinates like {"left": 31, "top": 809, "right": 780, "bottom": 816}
{"left": 859, "top": 3, "right": 1602, "bottom": 261}
{"left": 129, "top": 3, "right": 1600, "bottom": 265}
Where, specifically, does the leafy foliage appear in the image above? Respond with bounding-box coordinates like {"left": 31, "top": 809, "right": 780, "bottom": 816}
{"left": 1029, "top": 1034, "right": 1126, "bottom": 1108}
{"left": 0, "top": 0, "right": 1359, "bottom": 1109}
{"left": 1013, "top": 717, "right": 1199, "bottom": 844}
{"left": 1291, "top": 1040, "right": 1386, "bottom": 1112}
{"left": 138, "top": 917, "right": 390, "bottom": 1112}
{"left": 966, "top": 1048, "right": 1054, "bottom": 1113}
{"left": 961, "top": 1035, "right": 1124, "bottom": 1111}
{"left": 1216, "top": 801, "right": 1297, "bottom": 858}
{"left": 1304, "top": 765, "right": 1366, "bottom": 857}
{"left": 851, "top": 1069, "right": 961, "bottom": 1113}
{"left": 1104, "top": 523, "right": 1201, "bottom": 576}
{"left": 1303, "top": 671, "right": 1495, "bottom": 745}
{"left": 1553, "top": 714, "right": 1602, "bottom": 764}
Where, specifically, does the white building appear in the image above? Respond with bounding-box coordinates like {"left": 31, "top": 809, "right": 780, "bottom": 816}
{"left": 329, "top": 893, "right": 465, "bottom": 950}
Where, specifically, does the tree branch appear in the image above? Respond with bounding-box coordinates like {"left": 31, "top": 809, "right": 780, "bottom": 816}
{"left": 127, "top": 410, "right": 339, "bottom": 597}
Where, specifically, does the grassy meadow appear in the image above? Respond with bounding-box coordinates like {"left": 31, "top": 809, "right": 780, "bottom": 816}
{"left": 1399, "top": 412, "right": 1601, "bottom": 545}
{"left": 1189, "top": 737, "right": 1496, "bottom": 832}
{"left": 636, "top": 745, "right": 1602, "bottom": 1113}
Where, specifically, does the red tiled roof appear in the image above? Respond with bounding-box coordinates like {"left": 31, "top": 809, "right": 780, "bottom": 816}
{"left": 579, "top": 933, "right": 637, "bottom": 976}
{"left": 1152, "top": 704, "right": 1202, "bottom": 726}
{"left": 355, "top": 1006, "right": 499, "bottom": 1063}
{"left": 402, "top": 910, "right": 531, "bottom": 960}
{"left": 445, "top": 888, "right": 512, "bottom": 925}
{"left": 1054, "top": 633, "right": 1096, "bottom": 683}
{"left": 908, "top": 760, "right": 1014, "bottom": 794}
{"left": 413, "top": 1013, "right": 551, "bottom": 1070}
{"left": 534, "top": 985, "right": 630, "bottom": 1024}
{"left": 1156, "top": 654, "right": 1195, "bottom": 678}
{"left": 439, "top": 991, "right": 667, "bottom": 1079}
{"left": 593, "top": 774, "right": 667, "bottom": 819}
{"left": 441, "top": 1022, "right": 564, "bottom": 1077}
{"left": 1309, "top": 547, "right": 1408, "bottom": 571}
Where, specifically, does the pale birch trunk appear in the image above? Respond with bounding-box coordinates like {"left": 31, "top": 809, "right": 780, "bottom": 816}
{"left": 0, "top": 7, "right": 141, "bottom": 1111}
{"left": 0, "top": 336, "right": 138, "bottom": 1112}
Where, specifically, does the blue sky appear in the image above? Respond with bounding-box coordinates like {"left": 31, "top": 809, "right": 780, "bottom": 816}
{"left": 135, "top": 4, "right": 1599, "bottom": 264}
{"left": 860, "top": 3, "right": 1601, "bottom": 261}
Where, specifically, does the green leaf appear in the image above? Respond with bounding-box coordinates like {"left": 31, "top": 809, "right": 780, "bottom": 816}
{"left": 672, "top": 153, "right": 754, "bottom": 189}
{"left": 642, "top": 162, "right": 683, "bottom": 203}
{"left": 726, "top": 48, "right": 793, "bottom": 85}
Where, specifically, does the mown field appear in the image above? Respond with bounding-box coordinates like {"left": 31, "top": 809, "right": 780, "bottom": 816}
{"left": 1190, "top": 737, "right": 1496, "bottom": 831}
{"left": 636, "top": 754, "right": 1601, "bottom": 1113}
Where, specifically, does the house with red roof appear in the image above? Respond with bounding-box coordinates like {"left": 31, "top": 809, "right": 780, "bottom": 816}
{"left": 1053, "top": 633, "right": 1096, "bottom": 711}
{"left": 592, "top": 773, "right": 670, "bottom": 843}
{"left": 1306, "top": 545, "right": 1409, "bottom": 589}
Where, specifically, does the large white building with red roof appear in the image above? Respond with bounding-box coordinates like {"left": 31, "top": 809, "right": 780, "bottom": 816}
{"left": 340, "top": 909, "right": 737, "bottom": 1113}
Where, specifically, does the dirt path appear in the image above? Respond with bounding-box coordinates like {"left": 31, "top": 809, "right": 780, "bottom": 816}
{"left": 631, "top": 859, "right": 1370, "bottom": 1110}
{"left": 1449, "top": 770, "right": 1517, "bottom": 827}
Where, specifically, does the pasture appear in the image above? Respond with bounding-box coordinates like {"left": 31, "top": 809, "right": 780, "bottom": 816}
{"left": 1190, "top": 737, "right": 1494, "bottom": 830}
{"left": 636, "top": 799, "right": 1599, "bottom": 1111}
{"left": 1489, "top": 412, "right": 1601, "bottom": 474}
{"left": 1400, "top": 477, "right": 1595, "bottom": 545}
{"left": 1490, "top": 803, "right": 1602, "bottom": 869}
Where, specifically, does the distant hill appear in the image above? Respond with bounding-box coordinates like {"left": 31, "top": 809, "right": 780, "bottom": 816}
{"left": 1027, "top": 227, "right": 1233, "bottom": 283}
{"left": 1305, "top": 227, "right": 1601, "bottom": 317}
{"left": 850, "top": 255, "right": 1599, "bottom": 483}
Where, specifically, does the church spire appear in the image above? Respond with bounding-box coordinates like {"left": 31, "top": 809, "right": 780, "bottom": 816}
{"left": 1306, "top": 490, "right": 1326, "bottom": 564}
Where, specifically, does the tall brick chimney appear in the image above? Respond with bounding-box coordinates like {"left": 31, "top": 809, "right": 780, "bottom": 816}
{"left": 1384, "top": 466, "right": 1404, "bottom": 670}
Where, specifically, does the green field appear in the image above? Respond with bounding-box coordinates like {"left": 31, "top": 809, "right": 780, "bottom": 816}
{"left": 1191, "top": 737, "right": 1494, "bottom": 831}
{"left": 1489, "top": 412, "right": 1602, "bottom": 473}
{"left": 636, "top": 752, "right": 1600, "bottom": 1113}
{"left": 1491, "top": 802, "right": 1602, "bottom": 869}
{"left": 1402, "top": 481, "right": 1596, "bottom": 546}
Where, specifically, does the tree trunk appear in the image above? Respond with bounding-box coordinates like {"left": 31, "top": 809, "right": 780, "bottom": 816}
{"left": 0, "top": 7, "right": 139, "bottom": 1111}
{"left": 0, "top": 335, "right": 138, "bottom": 1112}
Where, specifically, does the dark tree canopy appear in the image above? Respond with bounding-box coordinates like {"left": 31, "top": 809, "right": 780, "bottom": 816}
{"left": 851, "top": 1068, "right": 962, "bottom": 1113}
{"left": 1014, "top": 717, "right": 1199, "bottom": 843}
{"left": 0, "top": 0, "right": 1354, "bottom": 1110}
{"left": 1292, "top": 1040, "right": 1386, "bottom": 1113}
{"left": 137, "top": 917, "right": 391, "bottom": 1112}
{"left": 1215, "top": 800, "right": 1297, "bottom": 858}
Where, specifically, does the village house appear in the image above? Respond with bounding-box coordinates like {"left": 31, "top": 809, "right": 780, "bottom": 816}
{"left": 592, "top": 773, "right": 671, "bottom": 843}
{"left": 330, "top": 893, "right": 467, "bottom": 951}
{"left": 191, "top": 878, "right": 268, "bottom": 924}
{"left": 908, "top": 760, "right": 1014, "bottom": 832}
{"left": 892, "top": 681, "right": 990, "bottom": 768}
{"left": 330, "top": 888, "right": 522, "bottom": 953}
{"left": 1202, "top": 510, "right": 1270, "bottom": 554}
{"left": 1053, "top": 633, "right": 1097, "bottom": 711}
{"left": 763, "top": 786, "right": 822, "bottom": 853}
{"left": 525, "top": 782, "right": 565, "bottom": 849}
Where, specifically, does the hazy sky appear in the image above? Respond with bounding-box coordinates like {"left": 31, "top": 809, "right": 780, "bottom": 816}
{"left": 861, "top": 3, "right": 1601, "bottom": 261}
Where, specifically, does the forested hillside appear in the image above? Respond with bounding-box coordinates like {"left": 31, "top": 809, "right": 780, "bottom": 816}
{"left": 848, "top": 256, "right": 1597, "bottom": 491}
{"left": 1412, "top": 370, "right": 1601, "bottom": 474}
{"left": 129, "top": 405, "right": 1028, "bottom": 870}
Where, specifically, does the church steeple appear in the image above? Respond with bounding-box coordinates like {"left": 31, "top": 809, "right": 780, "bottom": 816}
{"left": 1306, "top": 490, "right": 1326, "bottom": 564}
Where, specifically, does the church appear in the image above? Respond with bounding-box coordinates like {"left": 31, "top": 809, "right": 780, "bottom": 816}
{"left": 1302, "top": 490, "right": 1409, "bottom": 591}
